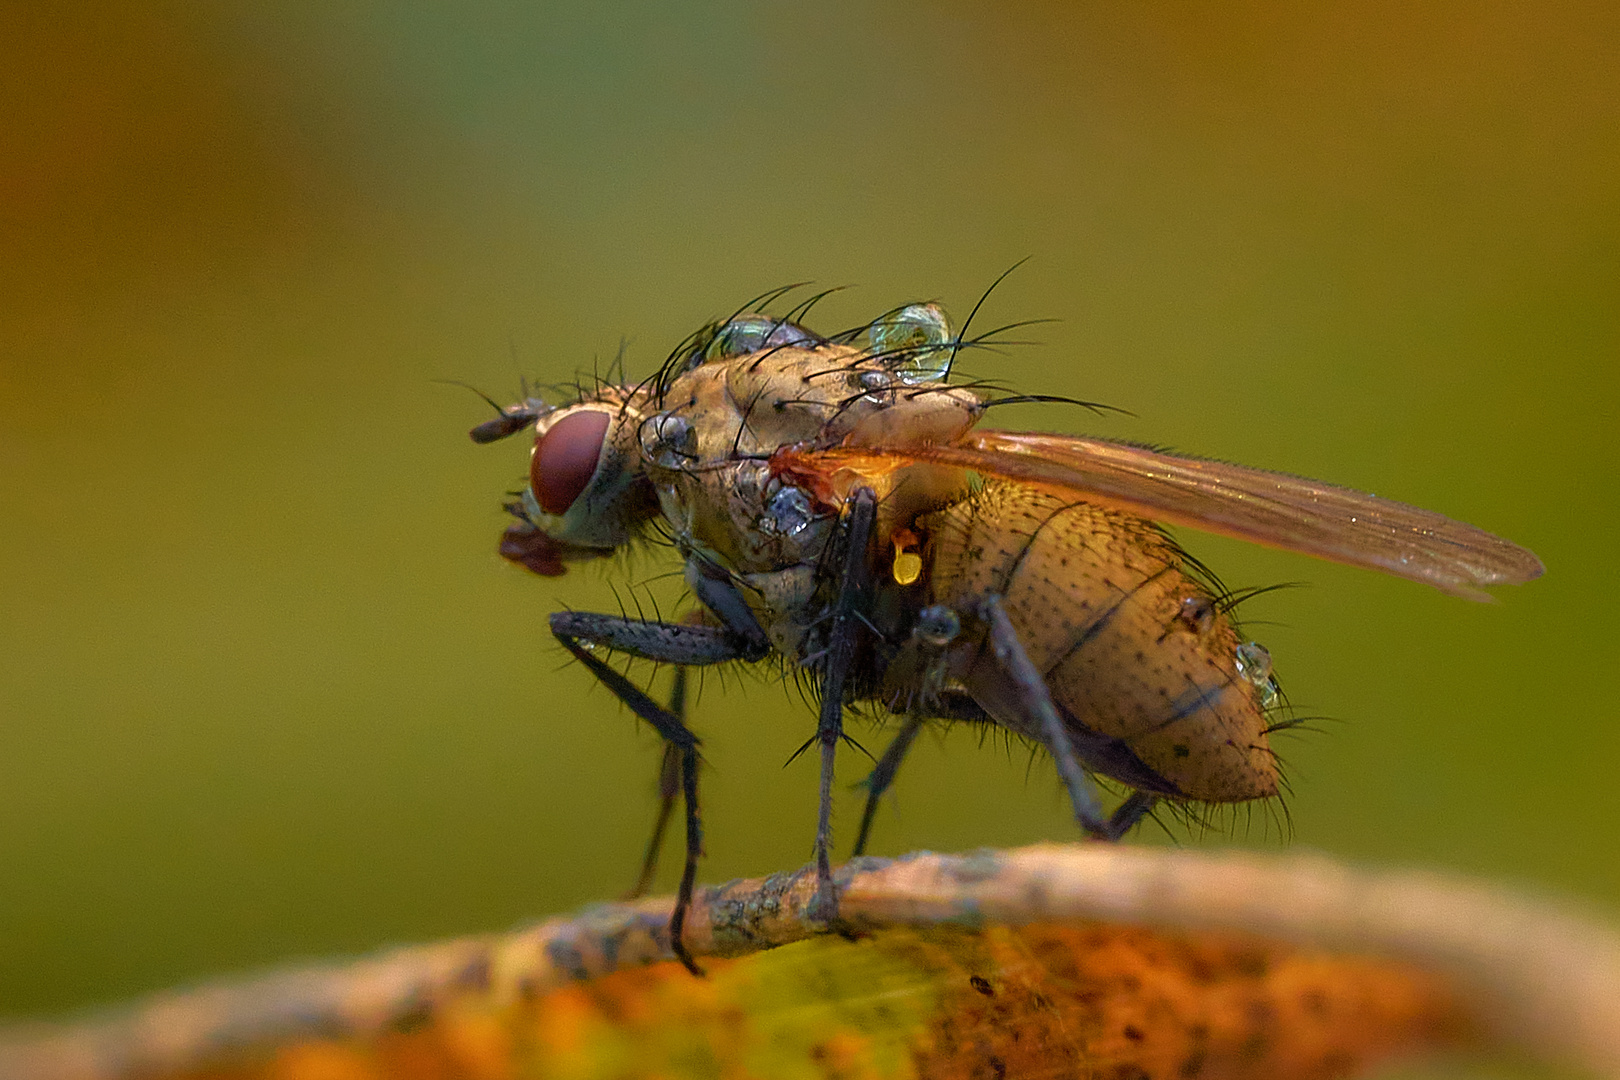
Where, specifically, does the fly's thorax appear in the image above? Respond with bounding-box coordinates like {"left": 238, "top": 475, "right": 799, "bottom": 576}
{"left": 633, "top": 329, "right": 985, "bottom": 579}
{"left": 723, "top": 344, "right": 985, "bottom": 450}
{"left": 645, "top": 342, "right": 985, "bottom": 464}
{"left": 913, "top": 480, "right": 1281, "bottom": 803}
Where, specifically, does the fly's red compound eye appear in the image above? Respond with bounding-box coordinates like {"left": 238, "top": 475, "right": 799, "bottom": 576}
{"left": 531, "top": 409, "right": 611, "bottom": 515}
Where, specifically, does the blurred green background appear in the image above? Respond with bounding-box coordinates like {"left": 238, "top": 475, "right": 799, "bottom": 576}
{"left": 1, "top": 0, "right": 1615, "bottom": 1053}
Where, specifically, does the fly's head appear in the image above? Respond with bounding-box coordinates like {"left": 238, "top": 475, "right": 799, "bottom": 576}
{"left": 471, "top": 385, "right": 658, "bottom": 576}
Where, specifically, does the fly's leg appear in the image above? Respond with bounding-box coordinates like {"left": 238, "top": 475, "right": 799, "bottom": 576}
{"left": 809, "top": 487, "right": 878, "bottom": 922}
{"left": 550, "top": 612, "right": 757, "bottom": 666}
{"left": 851, "top": 715, "right": 923, "bottom": 858}
{"left": 1108, "top": 789, "right": 1160, "bottom": 837}
{"left": 981, "top": 595, "right": 1150, "bottom": 841}
{"left": 685, "top": 560, "right": 771, "bottom": 660}
{"left": 625, "top": 670, "right": 686, "bottom": 899}
{"left": 608, "top": 566, "right": 767, "bottom": 897}
{"left": 853, "top": 692, "right": 1005, "bottom": 857}
{"left": 552, "top": 615, "right": 752, "bottom": 976}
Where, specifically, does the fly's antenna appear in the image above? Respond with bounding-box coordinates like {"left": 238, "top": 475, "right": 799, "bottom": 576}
{"left": 945, "top": 257, "right": 1033, "bottom": 380}
{"left": 505, "top": 333, "right": 527, "bottom": 389}
{"left": 437, "top": 378, "right": 507, "bottom": 414}
{"left": 438, "top": 379, "right": 547, "bottom": 444}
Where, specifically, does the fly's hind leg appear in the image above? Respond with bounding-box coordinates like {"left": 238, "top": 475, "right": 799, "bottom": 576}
{"left": 851, "top": 693, "right": 1016, "bottom": 857}
{"left": 1107, "top": 789, "right": 1160, "bottom": 838}
{"left": 552, "top": 613, "right": 752, "bottom": 976}
{"left": 851, "top": 715, "right": 924, "bottom": 859}
{"left": 981, "top": 595, "right": 1156, "bottom": 841}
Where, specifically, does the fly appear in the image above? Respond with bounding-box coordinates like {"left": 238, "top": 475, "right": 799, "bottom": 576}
{"left": 470, "top": 290, "right": 1543, "bottom": 974}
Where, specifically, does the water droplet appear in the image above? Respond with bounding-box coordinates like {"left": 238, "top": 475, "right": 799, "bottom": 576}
{"left": 869, "top": 303, "right": 953, "bottom": 384}
{"left": 1235, "top": 641, "right": 1272, "bottom": 682}
{"left": 763, "top": 485, "right": 815, "bottom": 537}
{"left": 696, "top": 316, "right": 819, "bottom": 366}
{"left": 1235, "top": 641, "right": 1278, "bottom": 707}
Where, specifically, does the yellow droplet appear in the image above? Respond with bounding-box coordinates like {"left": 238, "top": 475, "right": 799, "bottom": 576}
{"left": 893, "top": 550, "right": 923, "bottom": 586}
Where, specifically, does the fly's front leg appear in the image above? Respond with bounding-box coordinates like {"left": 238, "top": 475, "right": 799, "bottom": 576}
{"left": 685, "top": 559, "right": 772, "bottom": 662}
{"left": 981, "top": 595, "right": 1155, "bottom": 841}
{"left": 625, "top": 671, "right": 685, "bottom": 900}
{"left": 808, "top": 487, "right": 878, "bottom": 922}
{"left": 551, "top": 612, "right": 751, "bottom": 976}
{"left": 616, "top": 561, "right": 770, "bottom": 895}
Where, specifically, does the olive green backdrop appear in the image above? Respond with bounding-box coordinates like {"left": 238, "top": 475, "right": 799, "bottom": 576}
{"left": 1, "top": 3, "right": 1614, "bottom": 1068}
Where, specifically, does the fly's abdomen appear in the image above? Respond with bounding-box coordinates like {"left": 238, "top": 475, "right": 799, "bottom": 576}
{"left": 921, "top": 481, "right": 1278, "bottom": 803}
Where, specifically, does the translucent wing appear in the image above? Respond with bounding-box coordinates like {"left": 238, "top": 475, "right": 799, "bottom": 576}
{"left": 857, "top": 430, "right": 1544, "bottom": 600}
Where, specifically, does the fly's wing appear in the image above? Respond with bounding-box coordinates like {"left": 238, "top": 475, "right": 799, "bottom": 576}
{"left": 846, "top": 430, "right": 1543, "bottom": 600}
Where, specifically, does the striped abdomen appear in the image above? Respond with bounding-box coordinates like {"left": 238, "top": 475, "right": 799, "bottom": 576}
{"left": 919, "top": 480, "right": 1278, "bottom": 803}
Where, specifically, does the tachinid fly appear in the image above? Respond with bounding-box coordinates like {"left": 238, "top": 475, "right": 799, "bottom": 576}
{"left": 470, "top": 289, "right": 1543, "bottom": 973}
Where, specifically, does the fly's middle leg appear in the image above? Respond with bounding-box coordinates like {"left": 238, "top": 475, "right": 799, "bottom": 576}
{"left": 808, "top": 486, "right": 879, "bottom": 922}
{"left": 981, "top": 595, "right": 1154, "bottom": 841}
